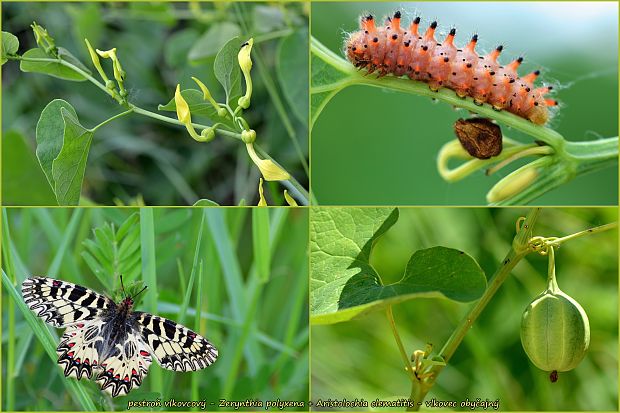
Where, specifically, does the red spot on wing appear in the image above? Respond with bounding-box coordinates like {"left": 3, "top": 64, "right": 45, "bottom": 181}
{"left": 139, "top": 350, "right": 150, "bottom": 357}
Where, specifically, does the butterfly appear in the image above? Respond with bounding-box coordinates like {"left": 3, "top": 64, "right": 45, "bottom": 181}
{"left": 21, "top": 276, "right": 218, "bottom": 397}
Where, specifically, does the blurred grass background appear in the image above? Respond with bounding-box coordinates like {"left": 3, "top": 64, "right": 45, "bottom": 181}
{"left": 311, "top": 2, "right": 618, "bottom": 205}
{"left": 311, "top": 207, "right": 618, "bottom": 410}
{"left": 2, "top": 207, "right": 309, "bottom": 410}
{"left": 2, "top": 2, "right": 308, "bottom": 206}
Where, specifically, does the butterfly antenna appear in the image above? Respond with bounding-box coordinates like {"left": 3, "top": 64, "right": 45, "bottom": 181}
{"left": 120, "top": 274, "right": 127, "bottom": 298}
{"left": 133, "top": 285, "right": 148, "bottom": 300}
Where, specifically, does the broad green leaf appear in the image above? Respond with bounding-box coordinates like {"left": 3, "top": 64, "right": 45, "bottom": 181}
{"left": 2, "top": 130, "right": 56, "bottom": 205}
{"left": 194, "top": 199, "right": 220, "bottom": 206}
{"left": 277, "top": 29, "right": 309, "bottom": 125}
{"left": 20, "top": 48, "right": 88, "bottom": 81}
{"left": 214, "top": 36, "right": 242, "bottom": 104}
{"left": 36, "top": 99, "right": 77, "bottom": 189}
{"left": 310, "top": 208, "right": 486, "bottom": 325}
{"left": 188, "top": 22, "right": 241, "bottom": 62}
{"left": 310, "top": 37, "right": 354, "bottom": 128}
{"left": 51, "top": 107, "right": 94, "bottom": 205}
{"left": 1, "top": 31, "right": 19, "bottom": 65}
{"left": 158, "top": 89, "right": 236, "bottom": 129}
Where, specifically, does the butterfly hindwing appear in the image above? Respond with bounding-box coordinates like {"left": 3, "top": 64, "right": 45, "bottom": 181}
{"left": 22, "top": 277, "right": 111, "bottom": 328}
{"left": 96, "top": 331, "right": 153, "bottom": 397}
{"left": 135, "top": 312, "right": 218, "bottom": 372}
{"left": 56, "top": 319, "right": 105, "bottom": 380}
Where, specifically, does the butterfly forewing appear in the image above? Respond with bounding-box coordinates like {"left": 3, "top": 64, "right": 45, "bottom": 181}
{"left": 22, "top": 277, "right": 112, "bottom": 327}
{"left": 135, "top": 312, "right": 218, "bottom": 371}
{"left": 21, "top": 276, "right": 218, "bottom": 397}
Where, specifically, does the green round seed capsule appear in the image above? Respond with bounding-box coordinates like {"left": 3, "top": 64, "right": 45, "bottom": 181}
{"left": 520, "top": 289, "right": 590, "bottom": 373}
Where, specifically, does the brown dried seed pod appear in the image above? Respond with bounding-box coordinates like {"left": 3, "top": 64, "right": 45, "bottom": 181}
{"left": 453, "top": 117, "right": 502, "bottom": 159}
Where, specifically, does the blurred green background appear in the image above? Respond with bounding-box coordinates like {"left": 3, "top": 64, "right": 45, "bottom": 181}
{"left": 311, "top": 207, "right": 618, "bottom": 410}
{"left": 2, "top": 2, "right": 308, "bottom": 206}
{"left": 311, "top": 2, "right": 618, "bottom": 205}
{"left": 2, "top": 207, "right": 308, "bottom": 410}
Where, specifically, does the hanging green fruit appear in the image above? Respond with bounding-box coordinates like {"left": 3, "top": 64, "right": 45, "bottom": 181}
{"left": 520, "top": 246, "right": 590, "bottom": 382}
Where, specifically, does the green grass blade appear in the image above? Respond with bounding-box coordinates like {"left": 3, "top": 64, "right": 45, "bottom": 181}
{"left": 162, "top": 211, "right": 205, "bottom": 397}
{"left": 252, "top": 208, "right": 271, "bottom": 284}
{"left": 47, "top": 209, "right": 83, "bottom": 275}
{"left": 2, "top": 270, "right": 97, "bottom": 410}
{"left": 3, "top": 209, "right": 16, "bottom": 411}
{"left": 206, "top": 209, "right": 262, "bottom": 374}
{"left": 191, "top": 261, "right": 204, "bottom": 407}
{"left": 139, "top": 208, "right": 162, "bottom": 394}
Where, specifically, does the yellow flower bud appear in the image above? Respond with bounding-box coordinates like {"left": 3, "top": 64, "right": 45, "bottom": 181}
{"left": 97, "top": 47, "right": 126, "bottom": 94}
{"left": 238, "top": 38, "right": 253, "bottom": 73}
{"left": 246, "top": 143, "right": 290, "bottom": 181}
{"left": 85, "top": 38, "right": 111, "bottom": 84}
{"left": 237, "top": 38, "right": 254, "bottom": 109}
{"left": 191, "top": 76, "right": 227, "bottom": 118}
{"left": 96, "top": 47, "right": 117, "bottom": 59}
{"left": 175, "top": 84, "right": 204, "bottom": 142}
{"left": 175, "top": 84, "right": 191, "bottom": 124}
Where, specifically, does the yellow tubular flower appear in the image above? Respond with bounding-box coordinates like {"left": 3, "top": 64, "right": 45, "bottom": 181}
{"left": 97, "top": 47, "right": 126, "bottom": 95}
{"left": 191, "top": 77, "right": 227, "bottom": 117}
{"left": 284, "top": 190, "right": 298, "bottom": 206}
{"left": 246, "top": 143, "right": 290, "bottom": 181}
{"left": 84, "top": 39, "right": 110, "bottom": 84}
{"left": 175, "top": 85, "right": 205, "bottom": 142}
{"left": 237, "top": 38, "right": 254, "bottom": 109}
{"left": 258, "top": 178, "right": 267, "bottom": 206}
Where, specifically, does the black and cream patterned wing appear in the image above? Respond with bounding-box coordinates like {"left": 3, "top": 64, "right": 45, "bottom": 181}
{"left": 134, "top": 312, "right": 218, "bottom": 372}
{"left": 56, "top": 319, "right": 106, "bottom": 380}
{"left": 22, "top": 277, "right": 112, "bottom": 328}
{"left": 95, "top": 331, "right": 153, "bottom": 397}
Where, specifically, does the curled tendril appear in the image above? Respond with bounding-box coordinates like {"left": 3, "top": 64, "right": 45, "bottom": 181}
{"left": 528, "top": 236, "right": 560, "bottom": 256}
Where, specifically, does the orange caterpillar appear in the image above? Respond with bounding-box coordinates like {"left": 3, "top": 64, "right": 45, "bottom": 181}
{"left": 345, "top": 12, "right": 558, "bottom": 124}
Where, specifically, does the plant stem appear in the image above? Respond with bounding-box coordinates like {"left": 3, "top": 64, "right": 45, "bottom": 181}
{"left": 386, "top": 305, "right": 416, "bottom": 382}
{"left": 91, "top": 108, "right": 134, "bottom": 132}
{"left": 406, "top": 208, "right": 541, "bottom": 410}
{"left": 546, "top": 222, "right": 618, "bottom": 247}
{"left": 10, "top": 55, "right": 121, "bottom": 102}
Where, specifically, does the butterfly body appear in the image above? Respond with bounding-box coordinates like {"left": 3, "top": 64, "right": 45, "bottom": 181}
{"left": 22, "top": 277, "right": 218, "bottom": 397}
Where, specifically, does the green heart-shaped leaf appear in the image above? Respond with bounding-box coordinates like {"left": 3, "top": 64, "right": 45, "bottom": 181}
{"left": 311, "top": 208, "right": 486, "bottom": 325}
{"left": 51, "top": 108, "right": 94, "bottom": 205}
